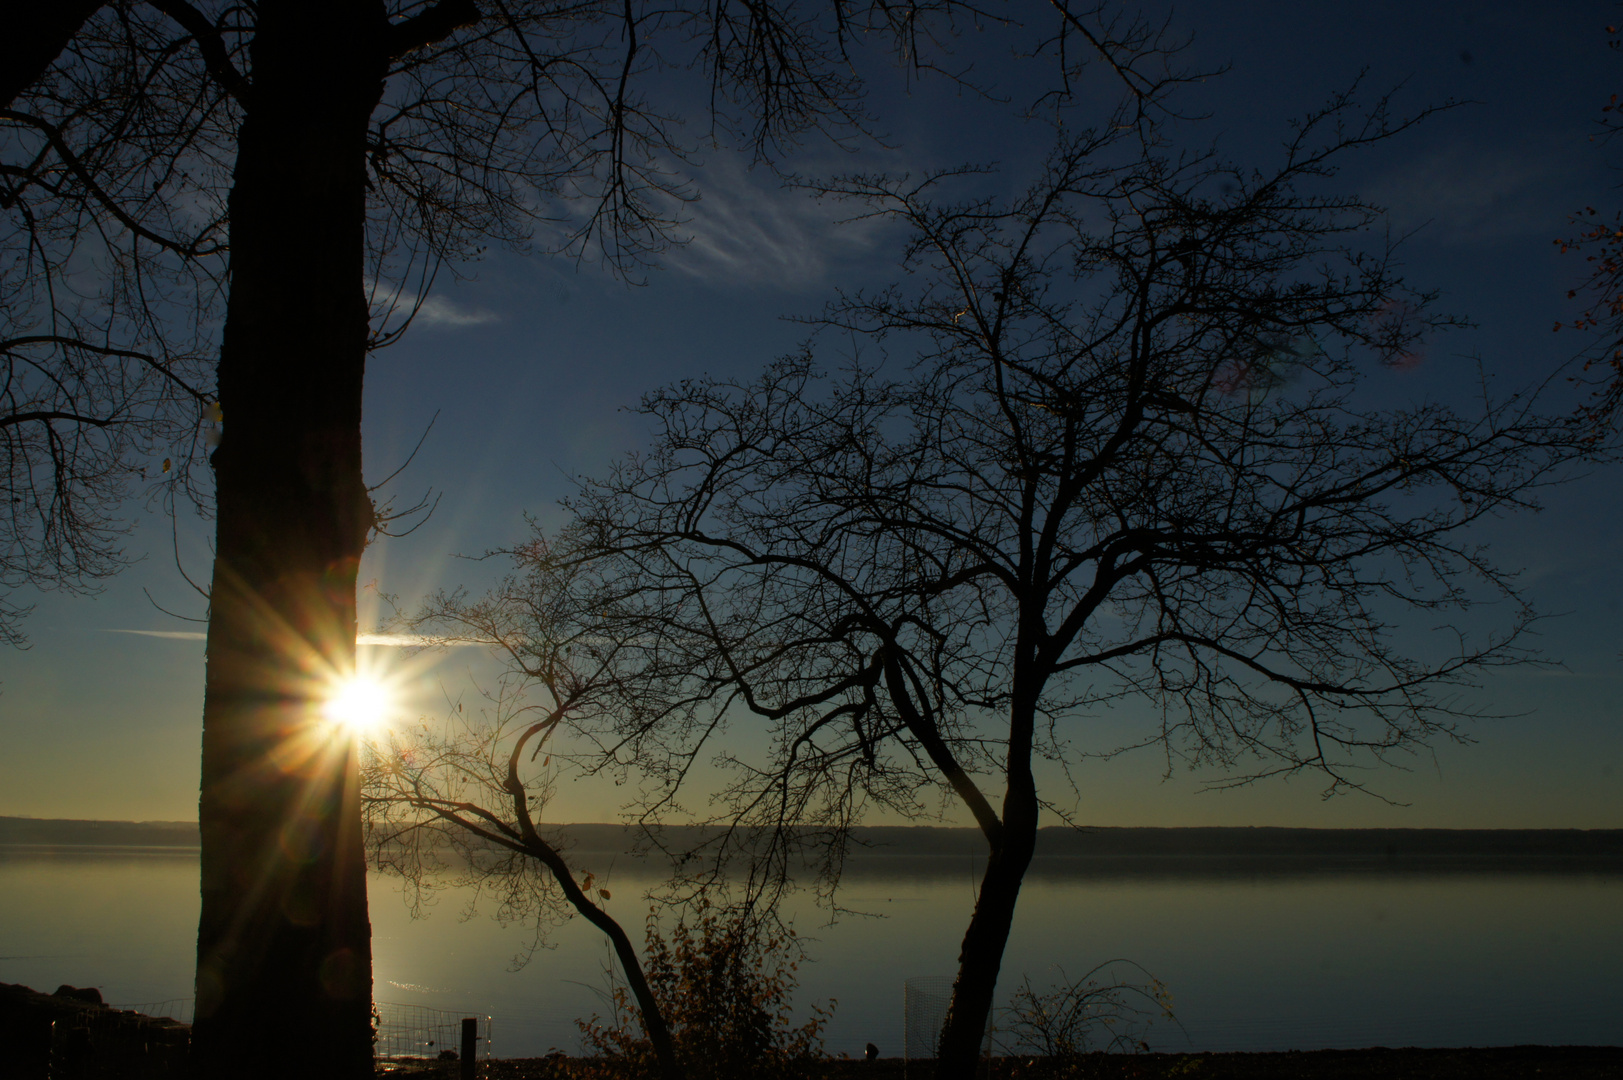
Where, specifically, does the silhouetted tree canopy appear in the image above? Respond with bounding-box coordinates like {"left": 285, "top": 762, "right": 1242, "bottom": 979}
{"left": 0, "top": 0, "right": 1211, "bottom": 635}
{"left": 416, "top": 89, "right": 1588, "bottom": 1080}
{"left": 0, "top": 1, "right": 222, "bottom": 644}
{"left": 2, "top": 3, "right": 1213, "bottom": 1078}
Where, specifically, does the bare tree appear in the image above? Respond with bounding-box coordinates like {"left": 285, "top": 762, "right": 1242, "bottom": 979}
{"left": 431, "top": 93, "right": 1590, "bottom": 1080}
{"left": 365, "top": 560, "right": 828, "bottom": 1080}
{"left": 363, "top": 622, "right": 691, "bottom": 1080}
{"left": 4, "top": 2, "right": 1206, "bottom": 1077}
{"left": 1, "top": 3, "right": 222, "bottom": 645}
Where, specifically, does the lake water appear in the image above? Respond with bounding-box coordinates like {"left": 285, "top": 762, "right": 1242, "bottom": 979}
{"left": 2, "top": 848, "right": 1619, "bottom": 1059}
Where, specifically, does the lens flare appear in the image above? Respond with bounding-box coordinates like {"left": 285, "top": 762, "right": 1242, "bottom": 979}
{"left": 323, "top": 675, "right": 393, "bottom": 735}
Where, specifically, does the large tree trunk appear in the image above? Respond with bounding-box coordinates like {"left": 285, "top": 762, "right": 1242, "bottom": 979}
{"left": 935, "top": 727, "right": 1041, "bottom": 1080}
{"left": 192, "top": 4, "right": 388, "bottom": 1078}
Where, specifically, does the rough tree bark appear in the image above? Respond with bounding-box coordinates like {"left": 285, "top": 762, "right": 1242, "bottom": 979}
{"left": 192, "top": 3, "right": 388, "bottom": 1076}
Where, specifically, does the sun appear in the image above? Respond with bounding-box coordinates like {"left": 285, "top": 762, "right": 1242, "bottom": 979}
{"left": 323, "top": 674, "right": 394, "bottom": 736}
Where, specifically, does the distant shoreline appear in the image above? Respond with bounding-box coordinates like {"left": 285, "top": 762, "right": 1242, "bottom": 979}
{"left": 4, "top": 816, "right": 1622, "bottom": 861}
{"left": 0, "top": 818, "right": 200, "bottom": 848}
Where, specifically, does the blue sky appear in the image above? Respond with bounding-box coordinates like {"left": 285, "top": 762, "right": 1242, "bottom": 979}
{"left": 2, "top": 0, "right": 1619, "bottom": 827}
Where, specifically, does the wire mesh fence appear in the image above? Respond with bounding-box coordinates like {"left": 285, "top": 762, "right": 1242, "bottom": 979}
{"left": 108, "top": 998, "right": 491, "bottom": 1061}
{"left": 902, "top": 976, "right": 955, "bottom": 1063}
{"left": 110, "top": 999, "right": 195, "bottom": 1024}
{"left": 903, "top": 976, "right": 999, "bottom": 1079}
{"left": 374, "top": 1002, "right": 491, "bottom": 1062}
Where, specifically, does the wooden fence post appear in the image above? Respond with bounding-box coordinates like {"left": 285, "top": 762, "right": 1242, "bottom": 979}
{"left": 460, "top": 1017, "right": 477, "bottom": 1080}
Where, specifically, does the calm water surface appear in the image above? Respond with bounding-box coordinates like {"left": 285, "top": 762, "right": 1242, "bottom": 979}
{"left": 2, "top": 848, "right": 1618, "bottom": 1058}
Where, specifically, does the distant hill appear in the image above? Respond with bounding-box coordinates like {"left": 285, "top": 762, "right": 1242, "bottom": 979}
{"left": 0, "top": 816, "right": 199, "bottom": 847}
{"left": 6, "top": 817, "right": 1620, "bottom": 863}
{"left": 855, "top": 824, "right": 1623, "bottom": 860}
{"left": 559, "top": 823, "right": 1623, "bottom": 860}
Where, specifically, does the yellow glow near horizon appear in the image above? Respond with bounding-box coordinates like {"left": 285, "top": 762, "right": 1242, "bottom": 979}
{"left": 322, "top": 675, "right": 394, "bottom": 736}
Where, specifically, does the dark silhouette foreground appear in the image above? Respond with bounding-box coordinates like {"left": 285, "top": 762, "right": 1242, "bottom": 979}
{"left": 2, "top": 983, "right": 1616, "bottom": 1080}
{"left": 388, "top": 1046, "right": 1623, "bottom": 1080}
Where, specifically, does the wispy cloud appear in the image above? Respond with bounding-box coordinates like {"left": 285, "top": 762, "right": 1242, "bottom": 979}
{"left": 413, "top": 295, "right": 499, "bottom": 328}
{"left": 102, "top": 629, "right": 478, "bottom": 647}
{"left": 665, "top": 158, "right": 891, "bottom": 289}
{"left": 1366, "top": 142, "right": 1566, "bottom": 246}
{"left": 368, "top": 279, "right": 499, "bottom": 330}
{"left": 103, "top": 629, "right": 205, "bottom": 640}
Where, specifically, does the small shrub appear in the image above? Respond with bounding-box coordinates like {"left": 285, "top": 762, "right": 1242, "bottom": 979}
{"left": 995, "top": 960, "right": 1176, "bottom": 1078}
{"left": 574, "top": 896, "right": 834, "bottom": 1080}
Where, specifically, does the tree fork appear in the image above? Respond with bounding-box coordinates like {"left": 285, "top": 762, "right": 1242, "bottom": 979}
{"left": 193, "top": 3, "right": 389, "bottom": 1078}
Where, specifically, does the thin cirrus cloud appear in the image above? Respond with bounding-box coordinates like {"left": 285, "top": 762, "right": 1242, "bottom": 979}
{"left": 102, "top": 629, "right": 476, "bottom": 647}
{"left": 664, "top": 159, "right": 892, "bottom": 289}
{"left": 1364, "top": 141, "right": 1569, "bottom": 245}
{"left": 368, "top": 279, "right": 499, "bottom": 329}
{"left": 104, "top": 629, "right": 207, "bottom": 640}
{"left": 413, "top": 295, "right": 500, "bottom": 328}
